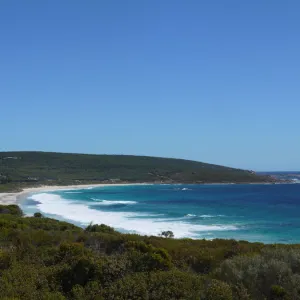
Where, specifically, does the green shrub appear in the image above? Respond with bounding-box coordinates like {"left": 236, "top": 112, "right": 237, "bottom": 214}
{"left": 84, "top": 281, "right": 103, "bottom": 300}
{"left": 101, "top": 255, "right": 132, "bottom": 286}
{"left": 70, "top": 284, "right": 85, "bottom": 300}
{"left": 85, "top": 223, "right": 117, "bottom": 234}
{"left": 215, "top": 249, "right": 300, "bottom": 300}
{"left": 104, "top": 273, "right": 148, "bottom": 299}
{"left": 147, "top": 270, "right": 204, "bottom": 299}
{"left": 205, "top": 279, "right": 233, "bottom": 300}
{"left": 33, "top": 212, "right": 43, "bottom": 218}
{"left": 0, "top": 204, "right": 299, "bottom": 300}
{"left": 0, "top": 263, "right": 49, "bottom": 299}
{"left": 105, "top": 271, "right": 204, "bottom": 300}
{"left": 270, "top": 285, "right": 287, "bottom": 300}
{"left": 0, "top": 205, "right": 23, "bottom": 216}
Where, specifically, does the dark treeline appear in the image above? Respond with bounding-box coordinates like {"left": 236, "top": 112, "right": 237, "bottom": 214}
{"left": 0, "top": 151, "right": 273, "bottom": 192}
{"left": 0, "top": 204, "right": 299, "bottom": 299}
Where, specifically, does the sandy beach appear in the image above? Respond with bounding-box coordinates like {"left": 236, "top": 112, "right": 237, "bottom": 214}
{"left": 0, "top": 183, "right": 143, "bottom": 205}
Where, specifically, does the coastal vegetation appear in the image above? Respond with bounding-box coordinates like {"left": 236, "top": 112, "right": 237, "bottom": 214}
{"left": 0, "top": 151, "right": 273, "bottom": 191}
{"left": 0, "top": 205, "right": 299, "bottom": 299}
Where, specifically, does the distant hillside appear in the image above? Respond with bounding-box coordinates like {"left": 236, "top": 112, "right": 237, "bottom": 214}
{"left": 0, "top": 151, "right": 273, "bottom": 191}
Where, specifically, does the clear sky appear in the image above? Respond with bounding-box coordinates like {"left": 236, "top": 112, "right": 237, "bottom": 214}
{"left": 1, "top": 1, "right": 299, "bottom": 171}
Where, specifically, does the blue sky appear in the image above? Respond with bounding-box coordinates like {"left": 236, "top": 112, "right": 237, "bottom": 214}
{"left": 1, "top": 1, "right": 299, "bottom": 171}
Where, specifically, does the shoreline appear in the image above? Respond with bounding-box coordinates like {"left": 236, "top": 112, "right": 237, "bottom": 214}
{"left": 0, "top": 181, "right": 298, "bottom": 243}
{"left": 0, "top": 181, "right": 291, "bottom": 206}
{"left": 0, "top": 183, "right": 147, "bottom": 205}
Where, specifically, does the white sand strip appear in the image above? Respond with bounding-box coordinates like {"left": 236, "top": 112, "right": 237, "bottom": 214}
{"left": 0, "top": 183, "right": 146, "bottom": 205}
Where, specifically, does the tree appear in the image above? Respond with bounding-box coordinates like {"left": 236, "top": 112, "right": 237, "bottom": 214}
{"left": 160, "top": 231, "right": 174, "bottom": 238}
{"left": 34, "top": 212, "right": 43, "bottom": 218}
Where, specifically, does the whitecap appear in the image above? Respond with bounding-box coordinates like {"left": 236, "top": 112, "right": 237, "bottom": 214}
{"left": 28, "top": 193, "right": 238, "bottom": 239}
{"left": 185, "top": 214, "right": 224, "bottom": 218}
{"left": 90, "top": 198, "right": 137, "bottom": 205}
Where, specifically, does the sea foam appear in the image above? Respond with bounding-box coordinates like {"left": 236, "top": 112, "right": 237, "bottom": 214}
{"left": 90, "top": 198, "right": 137, "bottom": 205}
{"left": 185, "top": 214, "right": 224, "bottom": 218}
{"left": 29, "top": 193, "right": 237, "bottom": 239}
{"left": 185, "top": 214, "right": 197, "bottom": 217}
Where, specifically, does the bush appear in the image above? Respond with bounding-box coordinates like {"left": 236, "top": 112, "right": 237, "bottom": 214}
{"left": 125, "top": 242, "right": 173, "bottom": 272}
{"left": 101, "top": 255, "right": 132, "bottom": 286}
{"left": 105, "top": 271, "right": 204, "bottom": 300}
{"left": 0, "top": 204, "right": 300, "bottom": 300}
{"left": 270, "top": 285, "right": 287, "bottom": 300}
{"left": 215, "top": 249, "right": 300, "bottom": 300}
{"left": 147, "top": 270, "right": 204, "bottom": 299}
{"left": 70, "top": 284, "right": 85, "bottom": 300}
{"left": 104, "top": 273, "right": 148, "bottom": 299}
{"left": 160, "top": 230, "right": 174, "bottom": 238}
{"left": 205, "top": 279, "right": 233, "bottom": 300}
{"left": 84, "top": 281, "right": 103, "bottom": 300}
{"left": 0, "top": 263, "right": 49, "bottom": 299}
{"left": 0, "top": 205, "right": 23, "bottom": 216}
{"left": 33, "top": 212, "right": 43, "bottom": 218}
{"left": 85, "top": 223, "right": 116, "bottom": 234}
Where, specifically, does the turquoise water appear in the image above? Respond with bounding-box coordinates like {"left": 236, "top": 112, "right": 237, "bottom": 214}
{"left": 21, "top": 183, "right": 300, "bottom": 244}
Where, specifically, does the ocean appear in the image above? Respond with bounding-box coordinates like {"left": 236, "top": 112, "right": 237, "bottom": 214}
{"left": 21, "top": 182, "right": 300, "bottom": 244}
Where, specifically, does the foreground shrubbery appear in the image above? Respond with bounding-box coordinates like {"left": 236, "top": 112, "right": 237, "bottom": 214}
{"left": 0, "top": 206, "right": 300, "bottom": 299}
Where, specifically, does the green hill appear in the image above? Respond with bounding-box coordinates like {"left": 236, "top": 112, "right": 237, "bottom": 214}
{"left": 0, "top": 151, "right": 272, "bottom": 191}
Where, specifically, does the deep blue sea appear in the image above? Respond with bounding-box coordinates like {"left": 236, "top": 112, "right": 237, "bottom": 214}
{"left": 21, "top": 182, "right": 300, "bottom": 244}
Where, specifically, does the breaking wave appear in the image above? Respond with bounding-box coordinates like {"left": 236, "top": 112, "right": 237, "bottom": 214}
{"left": 90, "top": 198, "right": 137, "bottom": 205}
{"left": 28, "top": 193, "right": 238, "bottom": 239}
